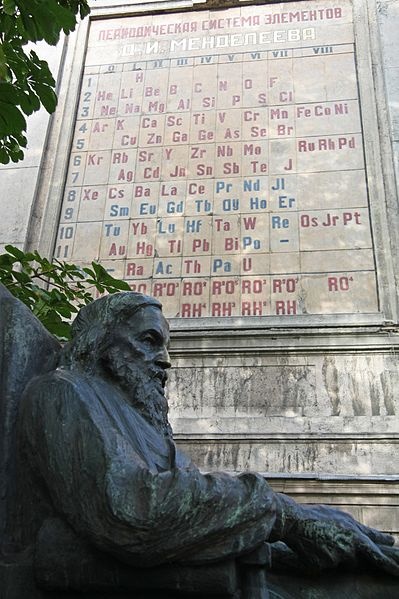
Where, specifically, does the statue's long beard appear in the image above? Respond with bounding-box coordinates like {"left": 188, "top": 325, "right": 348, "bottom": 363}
{"left": 104, "top": 354, "right": 173, "bottom": 439}
{"left": 126, "top": 371, "right": 173, "bottom": 439}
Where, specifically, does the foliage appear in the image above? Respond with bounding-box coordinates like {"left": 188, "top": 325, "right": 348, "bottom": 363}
{"left": 0, "top": 245, "right": 131, "bottom": 339}
{"left": 0, "top": 0, "right": 90, "bottom": 164}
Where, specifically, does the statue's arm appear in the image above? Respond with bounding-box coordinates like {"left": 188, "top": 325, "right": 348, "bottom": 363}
{"left": 19, "top": 374, "right": 279, "bottom": 566}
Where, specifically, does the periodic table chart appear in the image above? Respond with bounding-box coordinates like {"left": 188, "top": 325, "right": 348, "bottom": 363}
{"left": 55, "top": 0, "right": 379, "bottom": 319}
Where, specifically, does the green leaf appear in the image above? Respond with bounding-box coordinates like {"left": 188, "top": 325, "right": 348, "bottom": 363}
{"left": 0, "top": 81, "right": 20, "bottom": 102}
{"left": 29, "top": 51, "right": 56, "bottom": 86}
{"left": 0, "top": 44, "right": 9, "bottom": 80}
{"left": 9, "top": 147, "right": 24, "bottom": 162}
{"left": 18, "top": 132, "right": 27, "bottom": 147}
{"left": 19, "top": 89, "right": 40, "bottom": 115}
{"left": 35, "top": 83, "right": 57, "bottom": 113}
{"left": 0, "top": 13, "right": 16, "bottom": 39}
{"left": 91, "top": 262, "right": 104, "bottom": 275}
{"left": 0, "top": 252, "right": 14, "bottom": 268}
{"left": 48, "top": 3, "right": 76, "bottom": 35}
{"left": 104, "top": 276, "right": 130, "bottom": 291}
{"left": 18, "top": 12, "right": 40, "bottom": 43}
{"left": 82, "top": 267, "right": 95, "bottom": 277}
{"left": 22, "top": 250, "right": 36, "bottom": 261}
{"left": 80, "top": 3, "right": 90, "bottom": 19}
{"left": 4, "top": 244, "right": 26, "bottom": 260}
{"left": 0, "top": 101, "right": 26, "bottom": 135}
{"left": 0, "top": 147, "right": 10, "bottom": 164}
{"left": 12, "top": 270, "right": 31, "bottom": 284}
{"left": 57, "top": 303, "right": 78, "bottom": 318}
{"left": 41, "top": 311, "right": 71, "bottom": 340}
{"left": 3, "top": 0, "right": 16, "bottom": 16}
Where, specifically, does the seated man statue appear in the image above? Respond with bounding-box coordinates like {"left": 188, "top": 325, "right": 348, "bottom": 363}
{"left": 3, "top": 290, "right": 399, "bottom": 598}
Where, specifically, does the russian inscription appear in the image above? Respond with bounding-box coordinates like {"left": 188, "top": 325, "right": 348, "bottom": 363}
{"left": 55, "top": 0, "right": 379, "bottom": 318}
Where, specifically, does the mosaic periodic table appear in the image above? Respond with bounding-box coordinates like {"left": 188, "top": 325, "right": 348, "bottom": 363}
{"left": 55, "top": 0, "right": 379, "bottom": 319}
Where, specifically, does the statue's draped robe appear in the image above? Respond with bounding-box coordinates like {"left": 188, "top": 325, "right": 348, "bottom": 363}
{"left": 18, "top": 368, "right": 279, "bottom": 568}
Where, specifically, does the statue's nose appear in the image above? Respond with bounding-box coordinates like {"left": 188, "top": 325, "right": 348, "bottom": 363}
{"left": 156, "top": 346, "right": 171, "bottom": 370}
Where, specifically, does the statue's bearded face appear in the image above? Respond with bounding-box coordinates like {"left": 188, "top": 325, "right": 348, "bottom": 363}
{"left": 102, "top": 306, "right": 172, "bottom": 436}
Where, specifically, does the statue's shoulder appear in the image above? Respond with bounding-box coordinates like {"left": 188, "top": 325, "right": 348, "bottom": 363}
{"left": 25, "top": 367, "right": 86, "bottom": 394}
{"left": 21, "top": 368, "right": 100, "bottom": 418}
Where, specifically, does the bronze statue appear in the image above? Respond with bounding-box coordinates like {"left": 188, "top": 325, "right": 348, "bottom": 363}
{"left": 1, "top": 286, "right": 398, "bottom": 598}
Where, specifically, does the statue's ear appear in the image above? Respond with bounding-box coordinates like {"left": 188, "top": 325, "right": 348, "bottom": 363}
{"left": 0, "top": 283, "right": 61, "bottom": 549}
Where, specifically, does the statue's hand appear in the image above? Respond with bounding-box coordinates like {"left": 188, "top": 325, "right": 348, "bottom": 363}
{"left": 276, "top": 496, "right": 399, "bottom": 575}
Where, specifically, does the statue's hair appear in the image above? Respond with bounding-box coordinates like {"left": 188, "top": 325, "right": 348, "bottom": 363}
{"left": 59, "top": 292, "right": 162, "bottom": 370}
